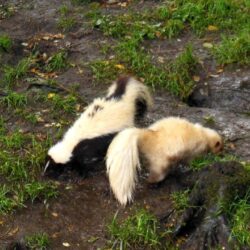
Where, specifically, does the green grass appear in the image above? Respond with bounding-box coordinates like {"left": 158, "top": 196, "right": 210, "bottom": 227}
{"left": 170, "top": 189, "right": 190, "bottom": 211}
{"left": 0, "top": 92, "right": 27, "bottom": 108}
{"left": 108, "top": 209, "right": 161, "bottom": 249}
{"left": 190, "top": 154, "right": 237, "bottom": 171}
{"left": 0, "top": 117, "right": 6, "bottom": 135}
{"left": 0, "top": 123, "right": 58, "bottom": 214}
{"left": 92, "top": 0, "right": 249, "bottom": 37}
{"left": 229, "top": 191, "right": 250, "bottom": 246}
{"left": 0, "top": 185, "right": 15, "bottom": 214}
{"left": 58, "top": 4, "right": 70, "bottom": 16}
{"left": 90, "top": 60, "right": 126, "bottom": 83}
{"left": 2, "top": 57, "right": 32, "bottom": 87}
{"left": 57, "top": 17, "right": 77, "bottom": 32}
{"left": 48, "top": 93, "right": 77, "bottom": 113}
{"left": 213, "top": 29, "right": 250, "bottom": 65}
{"left": 71, "top": 0, "right": 91, "bottom": 5}
{"left": 1, "top": 130, "right": 27, "bottom": 149}
{"left": 57, "top": 5, "right": 76, "bottom": 32}
{"left": 90, "top": 43, "right": 198, "bottom": 99}
{"left": 25, "top": 232, "right": 50, "bottom": 249}
{"left": 87, "top": 0, "right": 249, "bottom": 97}
{"left": 0, "top": 4, "right": 15, "bottom": 19}
{"left": 88, "top": 6, "right": 200, "bottom": 99}
{"left": 116, "top": 42, "right": 198, "bottom": 98}
{"left": 169, "top": 0, "right": 249, "bottom": 35}
{"left": 0, "top": 35, "right": 12, "bottom": 52}
{"left": 46, "top": 51, "right": 68, "bottom": 72}
{"left": 24, "top": 182, "right": 58, "bottom": 203}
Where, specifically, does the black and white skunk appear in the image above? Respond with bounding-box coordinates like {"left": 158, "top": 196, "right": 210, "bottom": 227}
{"left": 106, "top": 117, "right": 223, "bottom": 205}
{"left": 44, "top": 76, "right": 153, "bottom": 177}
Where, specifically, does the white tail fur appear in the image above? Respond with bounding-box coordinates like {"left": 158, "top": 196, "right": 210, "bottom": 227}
{"left": 106, "top": 128, "right": 142, "bottom": 205}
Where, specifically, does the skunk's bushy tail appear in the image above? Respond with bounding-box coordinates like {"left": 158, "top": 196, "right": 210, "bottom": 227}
{"left": 106, "top": 128, "right": 143, "bottom": 205}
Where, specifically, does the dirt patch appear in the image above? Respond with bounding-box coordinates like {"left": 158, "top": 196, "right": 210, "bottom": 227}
{"left": 0, "top": 0, "right": 249, "bottom": 249}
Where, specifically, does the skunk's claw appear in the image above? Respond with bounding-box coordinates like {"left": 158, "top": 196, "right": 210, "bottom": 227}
{"left": 43, "top": 160, "right": 50, "bottom": 175}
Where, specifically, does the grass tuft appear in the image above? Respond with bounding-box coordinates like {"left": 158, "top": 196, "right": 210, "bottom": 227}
{"left": 90, "top": 60, "right": 126, "bottom": 83}
{"left": 46, "top": 51, "right": 68, "bottom": 72}
{"left": 0, "top": 185, "right": 15, "bottom": 214}
{"left": 171, "top": 189, "right": 190, "bottom": 211}
{"left": 48, "top": 93, "right": 77, "bottom": 113}
{"left": 0, "top": 35, "right": 12, "bottom": 52}
{"left": 108, "top": 209, "right": 161, "bottom": 249}
{"left": 57, "top": 5, "right": 76, "bottom": 32}
{"left": 25, "top": 232, "right": 50, "bottom": 249}
{"left": 0, "top": 92, "right": 27, "bottom": 108}
{"left": 190, "top": 154, "right": 237, "bottom": 171}
{"left": 228, "top": 190, "right": 250, "bottom": 246}
{"left": 213, "top": 30, "right": 250, "bottom": 65}
{"left": 24, "top": 182, "right": 58, "bottom": 203}
{"left": 3, "top": 58, "right": 32, "bottom": 87}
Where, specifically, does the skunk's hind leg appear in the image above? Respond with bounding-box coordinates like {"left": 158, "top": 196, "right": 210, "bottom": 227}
{"left": 147, "top": 158, "right": 171, "bottom": 183}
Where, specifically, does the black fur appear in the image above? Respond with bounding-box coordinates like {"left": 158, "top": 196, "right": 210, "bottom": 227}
{"left": 45, "top": 133, "right": 117, "bottom": 178}
{"left": 5, "top": 242, "right": 28, "bottom": 250}
{"left": 106, "top": 76, "right": 130, "bottom": 100}
{"left": 71, "top": 132, "right": 117, "bottom": 176}
{"left": 135, "top": 97, "right": 147, "bottom": 120}
{"left": 88, "top": 104, "right": 104, "bottom": 118}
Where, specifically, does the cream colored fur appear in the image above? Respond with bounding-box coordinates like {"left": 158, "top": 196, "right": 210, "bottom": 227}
{"left": 48, "top": 77, "right": 153, "bottom": 164}
{"left": 106, "top": 128, "right": 144, "bottom": 205}
{"left": 106, "top": 117, "right": 223, "bottom": 205}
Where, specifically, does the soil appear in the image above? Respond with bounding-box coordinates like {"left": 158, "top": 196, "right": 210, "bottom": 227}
{"left": 0, "top": 0, "right": 249, "bottom": 249}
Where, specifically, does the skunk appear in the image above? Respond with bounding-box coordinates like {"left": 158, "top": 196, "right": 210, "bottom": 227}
{"left": 44, "top": 76, "right": 153, "bottom": 177}
{"left": 106, "top": 117, "right": 223, "bottom": 205}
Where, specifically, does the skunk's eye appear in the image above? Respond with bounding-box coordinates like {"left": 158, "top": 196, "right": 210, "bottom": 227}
{"left": 215, "top": 141, "right": 221, "bottom": 148}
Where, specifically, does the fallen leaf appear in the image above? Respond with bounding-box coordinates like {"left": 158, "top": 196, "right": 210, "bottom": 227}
{"left": 209, "top": 74, "right": 219, "bottom": 78}
{"left": 30, "top": 68, "right": 58, "bottom": 79}
{"left": 48, "top": 93, "right": 56, "bottom": 99}
{"left": 37, "top": 117, "right": 44, "bottom": 123}
{"left": 52, "top": 232, "right": 60, "bottom": 238}
{"left": 41, "top": 33, "right": 65, "bottom": 41}
{"left": 115, "top": 64, "right": 125, "bottom": 70}
{"left": 63, "top": 242, "right": 70, "bottom": 247}
{"left": 228, "top": 143, "right": 236, "bottom": 150}
{"left": 119, "top": 2, "right": 127, "bottom": 7}
{"left": 21, "top": 42, "right": 28, "bottom": 47}
{"left": 8, "top": 227, "right": 19, "bottom": 236}
{"left": 0, "top": 220, "right": 4, "bottom": 225}
{"left": 155, "top": 31, "right": 162, "bottom": 38}
{"left": 77, "top": 67, "right": 84, "bottom": 74}
{"left": 75, "top": 104, "right": 81, "bottom": 111}
{"left": 203, "top": 42, "right": 213, "bottom": 48}
{"left": 216, "top": 68, "right": 224, "bottom": 73}
{"left": 65, "top": 185, "right": 73, "bottom": 190}
{"left": 157, "top": 56, "right": 164, "bottom": 63}
{"left": 193, "top": 75, "right": 200, "bottom": 82}
{"left": 207, "top": 25, "right": 219, "bottom": 31}
{"left": 51, "top": 212, "right": 58, "bottom": 217}
{"left": 88, "top": 236, "right": 99, "bottom": 243}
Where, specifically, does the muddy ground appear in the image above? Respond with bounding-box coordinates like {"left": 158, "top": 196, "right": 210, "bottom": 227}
{"left": 0, "top": 0, "right": 249, "bottom": 249}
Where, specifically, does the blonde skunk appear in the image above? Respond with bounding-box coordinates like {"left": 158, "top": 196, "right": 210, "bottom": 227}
{"left": 45, "top": 76, "right": 153, "bottom": 177}
{"left": 106, "top": 117, "right": 223, "bottom": 205}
